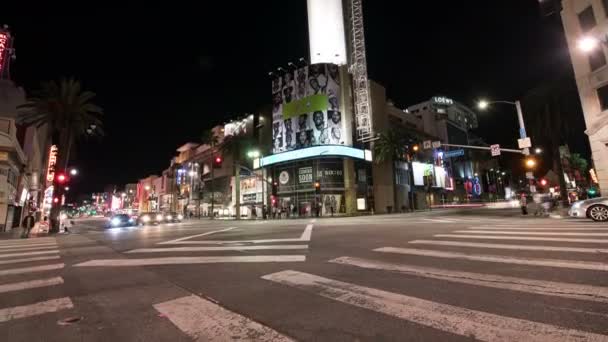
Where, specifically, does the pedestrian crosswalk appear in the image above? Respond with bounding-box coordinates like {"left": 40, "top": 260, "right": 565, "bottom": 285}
{"left": 257, "top": 220, "right": 608, "bottom": 340}
{"left": 75, "top": 223, "right": 314, "bottom": 267}
{"left": 0, "top": 237, "right": 73, "bottom": 324}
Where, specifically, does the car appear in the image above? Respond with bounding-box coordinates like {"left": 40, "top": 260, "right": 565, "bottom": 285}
{"left": 107, "top": 214, "right": 136, "bottom": 228}
{"left": 136, "top": 212, "right": 164, "bottom": 225}
{"left": 163, "top": 212, "right": 183, "bottom": 223}
{"left": 568, "top": 197, "right": 608, "bottom": 222}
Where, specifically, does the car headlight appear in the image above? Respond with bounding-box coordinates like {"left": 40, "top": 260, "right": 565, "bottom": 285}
{"left": 128, "top": 218, "right": 134, "bottom": 223}
{"left": 60, "top": 214, "right": 68, "bottom": 220}
{"left": 177, "top": 214, "right": 183, "bottom": 220}
{"left": 142, "top": 216, "right": 150, "bottom": 222}
{"left": 156, "top": 214, "right": 163, "bottom": 221}
{"left": 572, "top": 201, "right": 583, "bottom": 209}
{"left": 166, "top": 215, "right": 173, "bottom": 220}
{"left": 111, "top": 218, "right": 121, "bottom": 226}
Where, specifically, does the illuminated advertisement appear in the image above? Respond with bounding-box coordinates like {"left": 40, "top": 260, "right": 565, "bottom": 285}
{"left": 272, "top": 63, "right": 346, "bottom": 154}
{"left": 224, "top": 117, "right": 253, "bottom": 138}
{"left": 307, "top": 0, "right": 347, "bottom": 65}
{"left": 0, "top": 30, "right": 10, "bottom": 77}
{"left": 45, "top": 145, "right": 58, "bottom": 187}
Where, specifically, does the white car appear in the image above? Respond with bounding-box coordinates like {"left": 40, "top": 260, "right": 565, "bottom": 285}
{"left": 568, "top": 197, "right": 608, "bottom": 222}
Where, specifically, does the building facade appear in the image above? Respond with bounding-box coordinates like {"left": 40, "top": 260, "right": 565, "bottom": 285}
{"left": 561, "top": 0, "right": 608, "bottom": 191}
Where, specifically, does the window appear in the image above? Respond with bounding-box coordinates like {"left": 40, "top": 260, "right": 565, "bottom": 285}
{"left": 589, "top": 47, "right": 607, "bottom": 70}
{"left": 579, "top": 6, "right": 597, "bottom": 32}
{"left": 597, "top": 83, "right": 608, "bottom": 111}
{"left": 603, "top": 0, "right": 608, "bottom": 16}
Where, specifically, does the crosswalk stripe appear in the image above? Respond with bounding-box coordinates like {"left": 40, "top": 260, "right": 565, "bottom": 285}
{"left": 154, "top": 295, "right": 294, "bottom": 341}
{"left": 459, "top": 230, "right": 608, "bottom": 236}
{"left": 0, "top": 245, "right": 58, "bottom": 253}
{"left": 0, "top": 263, "right": 65, "bottom": 276}
{"left": 126, "top": 245, "right": 309, "bottom": 253}
{"left": 0, "top": 297, "right": 74, "bottom": 323}
{"left": 262, "top": 270, "right": 608, "bottom": 342}
{"left": 74, "top": 255, "right": 306, "bottom": 267}
{"left": 435, "top": 234, "right": 608, "bottom": 244}
{"left": 0, "top": 277, "right": 64, "bottom": 294}
{"left": 0, "top": 255, "right": 61, "bottom": 265}
{"left": 409, "top": 240, "right": 608, "bottom": 253}
{"left": 0, "top": 239, "right": 55, "bottom": 246}
{"left": 467, "top": 227, "right": 608, "bottom": 231}
{"left": 158, "top": 227, "right": 238, "bottom": 244}
{"left": 423, "top": 218, "right": 457, "bottom": 223}
{"left": 0, "top": 250, "right": 59, "bottom": 259}
{"left": 329, "top": 256, "right": 608, "bottom": 304}
{"left": 375, "top": 247, "right": 608, "bottom": 271}
{"left": 0, "top": 243, "right": 57, "bottom": 250}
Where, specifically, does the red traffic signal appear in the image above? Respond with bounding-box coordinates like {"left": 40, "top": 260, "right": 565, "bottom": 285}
{"left": 540, "top": 179, "right": 548, "bottom": 186}
{"left": 53, "top": 197, "right": 59, "bottom": 203}
{"left": 56, "top": 173, "right": 68, "bottom": 183}
{"left": 213, "top": 156, "right": 223, "bottom": 168}
{"left": 215, "top": 156, "right": 222, "bottom": 163}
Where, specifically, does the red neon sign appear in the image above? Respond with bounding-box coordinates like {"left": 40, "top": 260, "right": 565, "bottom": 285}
{"left": 46, "top": 145, "right": 59, "bottom": 186}
{"left": 0, "top": 32, "right": 9, "bottom": 76}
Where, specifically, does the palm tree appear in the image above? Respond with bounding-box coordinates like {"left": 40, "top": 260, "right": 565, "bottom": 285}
{"left": 373, "top": 129, "right": 411, "bottom": 212}
{"left": 201, "top": 129, "right": 219, "bottom": 218}
{"left": 18, "top": 78, "right": 103, "bottom": 233}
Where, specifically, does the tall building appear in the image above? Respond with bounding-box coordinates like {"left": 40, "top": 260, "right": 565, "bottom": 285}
{"left": 560, "top": 0, "right": 608, "bottom": 191}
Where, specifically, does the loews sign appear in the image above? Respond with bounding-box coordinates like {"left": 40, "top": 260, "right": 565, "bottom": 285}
{"left": 46, "top": 145, "right": 58, "bottom": 187}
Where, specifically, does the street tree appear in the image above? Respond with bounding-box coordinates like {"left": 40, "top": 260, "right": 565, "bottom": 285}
{"left": 220, "top": 133, "right": 256, "bottom": 220}
{"left": 18, "top": 78, "right": 103, "bottom": 233}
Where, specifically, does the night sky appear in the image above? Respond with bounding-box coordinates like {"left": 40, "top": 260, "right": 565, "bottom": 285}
{"left": 1, "top": 1, "right": 586, "bottom": 196}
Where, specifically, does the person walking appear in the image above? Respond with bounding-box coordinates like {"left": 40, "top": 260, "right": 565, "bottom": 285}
{"left": 520, "top": 193, "right": 528, "bottom": 215}
{"left": 21, "top": 212, "right": 35, "bottom": 238}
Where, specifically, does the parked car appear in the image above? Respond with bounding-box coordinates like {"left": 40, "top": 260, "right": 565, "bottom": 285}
{"left": 164, "top": 212, "right": 183, "bottom": 223}
{"left": 136, "top": 212, "right": 164, "bottom": 225}
{"left": 568, "top": 197, "right": 608, "bottom": 222}
{"left": 107, "top": 214, "right": 136, "bottom": 228}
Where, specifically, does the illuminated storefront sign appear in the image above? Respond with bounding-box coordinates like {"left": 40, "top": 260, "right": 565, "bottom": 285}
{"left": 0, "top": 31, "right": 9, "bottom": 76}
{"left": 259, "top": 146, "right": 369, "bottom": 168}
{"left": 307, "top": 0, "right": 347, "bottom": 65}
{"left": 46, "top": 145, "right": 58, "bottom": 187}
{"left": 432, "top": 96, "right": 454, "bottom": 106}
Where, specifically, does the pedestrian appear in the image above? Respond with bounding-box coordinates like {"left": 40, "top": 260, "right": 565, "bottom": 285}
{"left": 189, "top": 211, "right": 194, "bottom": 219}
{"left": 21, "top": 212, "right": 35, "bottom": 238}
{"left": 520, "top": 193, "right": 528, "bottom": 215}
{"left": 330, "top": 205, "right": 335, "bottom": 217}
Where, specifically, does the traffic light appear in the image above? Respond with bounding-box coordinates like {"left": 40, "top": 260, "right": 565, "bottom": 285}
{"left": 55, "top": 173, "right": 68, "bottom": 184}
{"left": 540, "top": 179, "right": 548, "bottom": 186}
{"left": 412, "top": 145, "right": 420, "bottom": 152}
{"left": 314, "top": 180, "right": 321, "bottom": 195}
{"left": 213, "top": 156, "right": 223, "bottom": 169}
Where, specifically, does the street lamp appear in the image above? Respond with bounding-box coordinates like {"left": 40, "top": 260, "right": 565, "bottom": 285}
{"left": 525, "top": 158, "right": 537, "bottom": 169}
{"left": 534, "top": 147, "right": 543, "bottom": 154}
{"left": 70, "top": 168, "right": 78, "bottom": 176}
{"left": 477, "top": 99, "right": 530, "bottom": 155}
{"left": 144, "top": 185, "right": 151, "bottom": 191}
{"left": 578, "top": 36, "right": 600, "bottom": 53}
{"left": 247, "top": 150, "right": 261, "bottom": 159}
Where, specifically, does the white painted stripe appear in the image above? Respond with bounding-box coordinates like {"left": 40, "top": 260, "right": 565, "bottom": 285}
{"left": 0, "top": 297, "right": 74, "bottom": 323}
{"left": 0, "top": 263, "right": 65, "bottom": 276}
{"left": 0, "top": 245, "right": 58, "bottom": 253}
{"left": 75, "top": 255, "right": 306, "bottom": 267}
{"left": 0, "top": 238, "right": 55, "bottom": 246}
{"left": 162, "top": 225, "right": 314, "bottom": 245}
{"left": 0, "top": 277, "right": 64, "bottom": 294}
{"left": 158, "top": 227, "right": 237, "bottom": 245}
{"left": 409, "top": 240, "right": 608, "bottom": 253}
{"left": 375, "top": 247, "right": 608, "bottom": 271}
{"left": 423, "top": 218, "right": 456, "bottom": 223}
{"left": 459, "top": 230, "right": 608, "bottom": 236}
{"left": 435, "top": 234, "right": 608, "bottom": 244}
{"left": 154, "top": 295, "right": 294, "bottom": 341}
{"left": 0, "top": 255, "right": 61, "bottom": 265}
{"left": 0, "top": 250, "right": 59, "bottom": 259}
{"left": 330, "top": 257, "right": 608, "bottom": 304}
{"left": 126, "top": 245, "right": 309, "bottom": 253}
{"left": 467, "top": 227, "right": 608, "bottom": 231}
{"left": 262, "top": 270, "right": 607, "bottom": 342}
{"left": 300, "top": 224, "right": 313, "bottom": 241}
{"left": 0, "top": 243, "right": 57, "bottom": 250}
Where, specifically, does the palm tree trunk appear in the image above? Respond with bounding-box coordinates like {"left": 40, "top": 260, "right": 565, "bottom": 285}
{"left": 234, "top": 162, "right": 241, "bottom": 220}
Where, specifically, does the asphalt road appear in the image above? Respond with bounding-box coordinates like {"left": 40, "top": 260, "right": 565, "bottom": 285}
{"left": 1, "top": 209, "right": 608, "bottom": 341}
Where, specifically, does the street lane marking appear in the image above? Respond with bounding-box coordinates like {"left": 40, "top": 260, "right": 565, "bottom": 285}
{"left": 262, "top": 270, "right": 608, "bottom": 342}
{"left": 0, "top": 297, "right": 73, "bottom": 323}
{"left": 375, "top": 247, "right": 608, "bottom": 271}
{"left": 0, "top": 250, "right": 59, "bottom": 259}
{"left": 158, "top": 227, "right": 238, "bottom": 245}
{"left": 0, "top": 243, "right": 57, "bottom": 250}
{"left": 435, "top": 234, "right": 608, "bottom": 244}
{"left": 0, "top": 277, "right": 64, "bottom": 294}
{"left": 423, "top": 218, "right": 457, "bottom": 223}
{"left": 467, "top": 227, "right": 608, "bottom": 231}
{"left": 0, "top": 255, "right": 61, "bottom": 265}
{"left": 0, "top": 245, "right": 58, "bottom": 253}
{"left": 74, "top": 255, "right": 306, "bottom": 267}
{"left": 409, "top": 240, "right": 608, "bottom": 253}
{"left": 159, "top": 224, "right": 314, "bottom": 245}
{"left": 0, "top": 238, "right": 55, "bottom": 246}
{"left": 154, "top": 295, "right": 294, "bottom": 341}
{"left": 0, "top": 263, "right": 65, "bottom": 276}
{"left": 330, "top": 256, "right": 608, "bottom": 304}
{"left": 458, "top": 230, "right": 608, "bottom": 236}
{"left": 126, "top": 245, "right": 309, "bottom": 253}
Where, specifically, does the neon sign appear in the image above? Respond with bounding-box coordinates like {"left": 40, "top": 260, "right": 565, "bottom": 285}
{"left": 0, "top": 32, "right": 9, "bottom": 76}
{"left": 46, "top": 145, "right": 58, "bottom": 186}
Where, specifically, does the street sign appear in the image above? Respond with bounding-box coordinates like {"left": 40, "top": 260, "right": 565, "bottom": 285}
{"left": 490, "top": 144, "right": 501, "bottom": 157}
{"left": 526, "top": 172, "right": 534, "bottom": 179}
{"left": 444, "top": 149, "right": 465, "bottom": 158}
{"left": 518, "top": 137, "right": 532, "bottom": 149}
{"left": 432, "top": 141, "right": 442, "bottom": 149}
{"left": 423, "top": 140, "right": 432, "bottom": 150}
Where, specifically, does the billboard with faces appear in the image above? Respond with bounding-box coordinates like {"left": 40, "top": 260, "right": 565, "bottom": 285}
{"left": 272, "top": 63, "right": 346, "bottom": 154}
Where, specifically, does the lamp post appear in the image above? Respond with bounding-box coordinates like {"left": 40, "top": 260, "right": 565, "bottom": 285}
{"left": 478, "top": 99, "right": 530, "bottom": 156}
